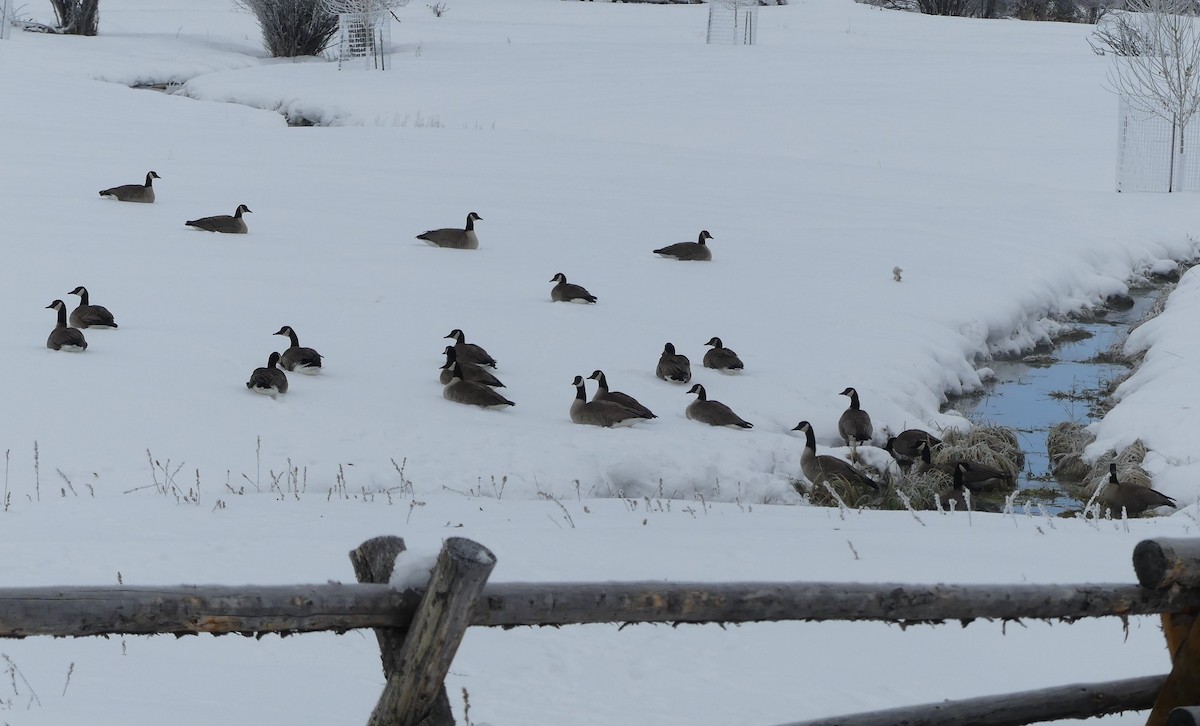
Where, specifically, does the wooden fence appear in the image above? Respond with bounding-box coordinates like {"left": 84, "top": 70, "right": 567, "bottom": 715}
{"left": 5, "top": 535, "right": 1200, "bottom": 725}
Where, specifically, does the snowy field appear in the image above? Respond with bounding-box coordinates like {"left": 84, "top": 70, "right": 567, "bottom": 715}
{"left": 1, "top": 0, "right": 1200, "bottom": 722}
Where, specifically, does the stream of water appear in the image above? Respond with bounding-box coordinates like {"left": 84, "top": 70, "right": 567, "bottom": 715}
{"left": 954, "top": 288, "right": 1163, "bottom": 512}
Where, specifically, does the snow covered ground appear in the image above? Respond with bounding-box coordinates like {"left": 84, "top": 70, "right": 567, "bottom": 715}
{"left": 1, "top": 0, "right": 1199, "bottom": 722}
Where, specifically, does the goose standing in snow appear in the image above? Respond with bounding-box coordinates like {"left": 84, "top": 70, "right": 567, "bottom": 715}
{"left": 186, "top": 204, "right": 251, "bottom": 233}
{"left": 570, "top": 375, "right": 646, "bottom": 427}
{"left": 549, "top": 273, "right": 597, "bottom": 303}
{"left": 439, "top": 346, "right": 504, "bottom": 388}
{"left": 418, "top": 212, "right": 481, "bottom": 249}
{"left": 444, "top": 362, "right": 514, "bottom": 409}
{"left": 588, "top": 370, "right": 655, "bottom": 419}
{"left": 99, "top": 171, "right": 160, "bottom": 203}
{"left": 792, "top": 420, "right": 881, "bottom": 492}
{"left": 1099, "top": 462, "right": 1176, "bottom": 517}
{"left": 45, "top": 300, "right": 87, "bottom": 352}
{"left": 653, "top": 230, "right": 713, "bottom": 261}
{"left": 444, "top": 328, "right": 497, "bottom": 368}
{"left": 655, "top": 342, "right": 692, "bottom": 383}
{"left": 246, "top": 351, "right": 288, "bottom": 397}
{"left": 685, "top": 384, "right": 752, "bottom": 429}
{"left": 272, "top": 325, "right": 322, "bottom": 374}
{"left": 702, "top": 336, "right": 743, "bottom": 372}
{"left": 837, "top": 387, "right": 873, "bottom": 447}
{"left": 67, "top": 286, "right": 117, "bottom": 329}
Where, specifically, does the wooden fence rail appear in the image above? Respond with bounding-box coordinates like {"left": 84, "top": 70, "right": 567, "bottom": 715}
{"left": 2, "top": 534, "right": 1199, "bottom": 725}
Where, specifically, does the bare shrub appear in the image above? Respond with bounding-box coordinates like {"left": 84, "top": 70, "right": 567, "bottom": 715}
{"left": 237, "top": 0, "right": 339, "bottom": 58}
{"left": 47, "top": 0, "right": 98, "bottom": 35}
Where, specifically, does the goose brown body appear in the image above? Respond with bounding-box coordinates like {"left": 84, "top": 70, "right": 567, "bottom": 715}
{"left": 685, "top": 384, "right": 752, "bottom": 429}
{"left": 186, "top": 204, "right": 251, "bottom": 233}
{"left": 45, "top": 300, "right": 87, "bottom": 352}
{"left": 273, "top": 326, "right": 322, "bottom": 374}
{"left": 1099, "top": 463, "right": 1176, "bottom": 516}
{"left": 588, "top": 370, "right": 655, "bottom": 419}
{"left": 68, "top": 286, "right": 117, "bottom": 329}
{"left": 653, "top": 230, "right": 713, "bottom": 261}
{"left": 570, "top": 375, "right": 646, "bottom": 427}
{"left": 793, "top": 420, "right": 881, "bottom": 491}
{"left": 418, "top": 212, "right": 481, "bottom": 249}
{"left": 702, "top": 337, "right": 743, "bottom": 372}
{"left": 445, "top": 328, "right": 496, "bottom": 368}
{"left": 246, "top": 351, "right": 288, "bottom": 397}
{"left": 99, "top": 171, "right": 160, "bottom": 203}
{"left": 549, "top": 273, "right": 597, "bottom": 303}
{"left": 655, "top": 342, "right": 692, "bottom": 383}
{"left": 837, "top": 387, "right": 873, "bottom": 446}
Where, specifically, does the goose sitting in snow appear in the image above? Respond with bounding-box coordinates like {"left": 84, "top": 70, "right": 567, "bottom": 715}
{"left": 655, "top": 343, "right": 692, "bottom": 384}
{"left": 99, "top": 171, "right": 160, "bottom": 203}
{"left": 549, "top": 273, "right": 597, "bottom": 303}
{"left": 45, "top": 300, "right": 87, "bottom": 352}
{"left": 588, "top": 370, "right": 655, "bottom": 419}
{"left": 444, "top": 363, "right": 514, "bottom": 409}
{"left": 440, "top": 346, "right": 505, "bottom": 388}
{"left": 913, "top": 441, "right": 1014, "bottom": 492}
{"left": 67, "top": 286, "right": 117, "bottom": 329}
{"left": 685, "top": 384, "right": 752, "bottom": 429}
{"left": 272, "top": 325, "right": 322, "bottom": 374}
{"left": 186, "top": 204, "right": 251, "bottom": 233}
{"left": 702, "top": 336, "right": 743, "bottom": 373}
{"left": 570, "top": 375, "right": 646, "bottom": 427}
{"left": 653, "top": 230, "right": 713, "bottom": 261}
{"left": 418, "top": 212, "right": 481, "bottom": 249}
{"left": 246, "top": 352, "right": 288, "bottom": 397}
{"left": 445, "top": 328, "right": 497, "bottom": 368}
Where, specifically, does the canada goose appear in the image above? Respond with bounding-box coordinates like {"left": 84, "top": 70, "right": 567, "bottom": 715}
{"left": 272, "top": 325, "right": 322, "bottom": 374}
{"left": 837, "top": 387, "right": 873, "bottom": 447}
{"left": 67, "top": 286, "right": 117, "bottom": 329}
{"left": 444, "top": 328, "right": 497, "bottom": 368}
{"left": 653, "top": 230, "right": 713, "bottom": 261}
{"left": 570, "top": 375, "right": 645, "bottom": 427}
{"left": 439, "top": 346, "right": 504, "bottom": 388}
{"left": 99, "top": 171, "right": 160, "bottom": 203}
{"left": 702, "top": 337, "right": 743, "bottom": 372}
{"left": 186, "top": 204, "right": 251, "bottom": 234}
{"left": 1099, "top": 463, "right": 1176, "bottom": 517}
{"left": 686, "top": 384, "right": 752, "bottom": 429}
{"left": 45, "top": 300, "right": 87, "bottom": 352}
{"left": 444, "top": 363, "right": 514, "bottom": 409}
{"left": 913, "top": 441, "right": 1014, "bottom": 493}
{"left": 588, "top": 370, "right": 655, "bottom": 419}
{"left": 549, "top": 273, "right": 597, "bottom": 303}
{"left": 942, "top": 463, "right": 1001, "bottom": 513}
{"left": 884, "top": 428, "right": 942, "bottom": 462}
{"left": 418, "top": 212, "right": 481, "bottom": 249}
{"left": 792, "top": 421, "right": 881, "bottom": 491}
{"left": 246, "top": 351, "right": 288, "bottom": 397}
{"left": 655, "top": 343, "right": 692, "bottom": 383}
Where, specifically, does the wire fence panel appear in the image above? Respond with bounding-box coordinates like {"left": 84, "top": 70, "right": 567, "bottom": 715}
{"left": 707, "top": 0, "right": 757, "bottom": 45}
{"left": 1117, "top": 93, "right": 1200, "bottom": 192}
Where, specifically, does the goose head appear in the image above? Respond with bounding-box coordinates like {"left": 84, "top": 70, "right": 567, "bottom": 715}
{"left": 235, "top": 204, "right": 253, "bottom": 216}
{"left": 686, "top": 383, "right": 707, "bottom": 400}
{"left": 273, "top": 325, "right": 295, "bottom": 338}
{"left": 587, "top": 369, "right": 605, "bottom": 382}
{"left": 445, "top": 328, "right": 465, "bottom": 342}
{"left": 467, "top": 212, "right": 482, "bottom": 222}
{"left": 266, "top": 351, "right": 282, "bottom": 368}
{"left": 698, "top": 230, "right": 713, "bottom": 244}
{"left": 46, "top": 299, "right": 66, "bottom": 312}
{"left": 68, "top": 286, "right": 88, "bottom": 297}
{"left": 840, "top": 387, "right": 858, "bottom": 398}
{"left": 550, "top": 272, "right": 567, "bottom": 284}
{"left": 705, "top": 336, "right": 723, "bottom": 348}
{"left": 953, "top": 461, "right": 972, "bottom": 489}
{"left": 663, "top": 342, "right": 677, "bottom": 355}
{"left": 1109, "top": 463, "right": 1120, "bottom": 483}
{"left": 571, "top": 375, "right": 586, "bottom": 389}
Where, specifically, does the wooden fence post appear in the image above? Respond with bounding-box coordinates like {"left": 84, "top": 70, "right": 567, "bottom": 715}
{"left": 1134, "top": 538, "right": 1200, "bottom": 726}
{"left": 366, "top": 537, "right": 496, "bottom": 726}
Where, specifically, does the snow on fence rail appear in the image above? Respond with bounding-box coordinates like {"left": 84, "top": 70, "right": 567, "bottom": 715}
{"left": 4, "top": 535, "right": 1200, "bottom": 725}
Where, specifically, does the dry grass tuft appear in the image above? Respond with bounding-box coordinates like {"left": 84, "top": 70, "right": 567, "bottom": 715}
{"left": 1046, "top": 421, "right": 1095, "bottom": 481}
{"left": 934, "top": 423, "right": 1022, "bottom": 489}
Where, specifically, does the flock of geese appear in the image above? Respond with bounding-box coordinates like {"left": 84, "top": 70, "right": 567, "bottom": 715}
{"left": 86, "top": 171, "right": 1178, "bottom": 516}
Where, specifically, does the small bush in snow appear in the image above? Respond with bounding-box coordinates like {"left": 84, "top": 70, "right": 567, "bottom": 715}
{"left": 48, "top": 0, "right": 99, "bottom": 35}
{"left": 236, "top": 0, "right": 339, "bottom": 58}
